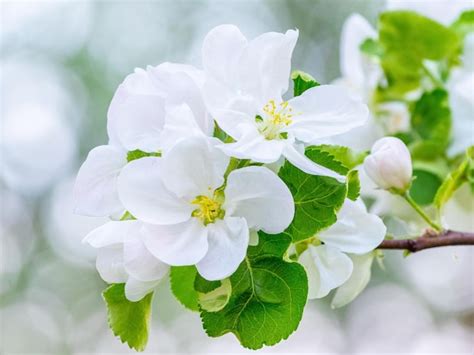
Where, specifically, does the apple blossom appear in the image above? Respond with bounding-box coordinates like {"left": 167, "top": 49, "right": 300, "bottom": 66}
{"left": 73, "top": 63, "right": 212, "bottom": 217}
{"left": 201, "top": 25, "right": 369, "bottom": 181}
{"left": 363, "top": 137, "right": 413, "bottom": 192}
{"left": 83, "top": 220, "right": 169, "bottom": 301}
{"left": 117, "top": 136, "right": 294, "bottom": 281}
{"left": 299, "top": 199, "right": 386, "bottom": 299}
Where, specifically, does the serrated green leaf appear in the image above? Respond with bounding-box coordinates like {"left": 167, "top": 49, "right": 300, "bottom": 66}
{"left": 194, "top": 273, "right": 221, "bottom": 293}
{"left": 378, "top": 11, "right": 461, "bottom": 94}
{"left": 304, "top": 146, "right": 348, "bottom": 175}
{"left": 127, "top": 149, "right": 161, "bottom": 162}
{"left": 103, "top": 284, "right": 153, "bottom": 352}
{"left": 451, "top": 9, "right": 474, "bottom": 38}
{"left": 278, "top": 160, "right": 347, "bottom": 242}
{"left": 434, "top": 146, "right": 474, "bottom": 209}
{"left": 308, "top": 145, "right": 368, "bottom": 172}
{"left": 410, "top": 88, "right": 452, "bottom": 157}
{"left": 291, "top": 70, "right": 320, "bottom": 97}
{"left": 197, "top": 279, "right": 232, "bottom": 313}
{"left": 170, "top": 266, "right": 199, "bottom": 311}
{"left": 347, "top": 170, "right": 361, "bottom": 201}
{"left": 200, "top": 233, "right": 308, "bottom": 349}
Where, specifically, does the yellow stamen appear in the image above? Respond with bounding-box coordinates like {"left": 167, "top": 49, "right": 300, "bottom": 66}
{"left": 258, "top": 100, "right": 297, "bottom": 140}
{"left": 191, "top": 195, "right": 224, "bottom": 225}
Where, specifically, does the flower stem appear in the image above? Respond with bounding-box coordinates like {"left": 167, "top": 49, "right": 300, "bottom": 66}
{"left": 402, "top": 192, "right": 442, "bottom": 232}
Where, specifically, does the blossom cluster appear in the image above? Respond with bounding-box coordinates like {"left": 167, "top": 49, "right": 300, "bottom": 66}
{"left": 74, "top": 25, "right": 387, "bottom": 304}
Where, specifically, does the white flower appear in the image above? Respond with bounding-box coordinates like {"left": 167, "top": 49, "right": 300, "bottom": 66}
{"left": 201, "top": 25, "right": 369, "bottom": 181}
{"left": 363, "top": 137, "right": 413, "bottom": 192}
{"left": 447, "top": 35, "right": 474, "bottom": 157}
{"left": 337, "top": 13, "right": 380, "bottom": 101}
{"left": 73, "top": 63, "right": 212, "bottom": 217}
{"left": 117, "top": 136, "right": 294, "bottom": 281}
{"left": 299, "top": 199, "right": 386, "bottom": 299}
{"left": 83, "top": 220, "right": 169, "bottom": 301}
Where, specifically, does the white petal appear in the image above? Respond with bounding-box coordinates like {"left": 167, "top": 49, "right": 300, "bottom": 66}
{"left": 107, "top": 68, "right": 164, "bottom": 149}
{"left": 218, "top": 127, "right": 286, "bottom": 163}
{"left": 73, "top": 145, "right": 126, "bottom": 217}
{"left": 125, "top": 276, "right": 161, "bottom": 302}
{"left": 288, "top": 85, "right": 369, "bottom": 141}
{"left": 340, "top": 14, "right": 377, "bottom": 87}
{"left": 331, "top": 253, "right": 374, "bottom": 308}
{"left": 124, "top": 235, "right": 169, "bottom": 282}
{"left": 114, "top": 94, "right": 166, "bottom": 152}
{"left": 237, "top": 29, "right": 299, "bottom": 103}
{"left": 196, "top": 217, "right": 249, "bottom": 281}
{"left": 319, "top": 199, "right": 386, "bottom": 254}
{"left": 96, "top": 245, "right": 128, "bottom": 284}
{"left": 159, "top": 104, "right": 207, "bottom": 153}
{"left": 161, "top": 136, "right": 229, "bottom": 198}
{"left": 83, "top": 220, "right": 140, "bottom": 248}
{"left": 282, "top": 143, "right": 345, "bottom": 182}
{"left": 448, "top": 72, "right": 474, "bottom": 157}
{"left": 117, "top": 157, "right": 192, "bottom": 224}
{"left": 204, "top": 82, "right": 258, "bottom": 140}
{"left": 202, "top": 24, "right": 248, "bottom": 85}
{"left": 142, "top": 219, "right": 208, "bottom": 266}
{"left": 149, "top": 63, "right": 213, "bottom": 136}
{"left": 224, "top": 166, "right": 294, "bottom": 233}
{"left": 299, "top": 245, "right": 353, "bottom": 299}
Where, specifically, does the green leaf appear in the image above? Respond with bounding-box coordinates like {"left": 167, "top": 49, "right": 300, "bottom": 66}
{"left": 279, "top": 160, "right": 347, "bottom": 242}
{"left": 434, "top": 147, "right": 474, "bottom": 209}
{"left": 194, "top": 273, "right": 222, "bottom": 293}
{"left": 360, "top": 38, "right": 384, "bottom": 58}
{"left": 170, "top": 266, "right": 199, "bottom": 311}
{"left": 409, "top": 169, "right": 443, "bottom": 205}
{"left": 451, "top": 10, "right": 474, "bottom": 38}
{"left": 127, "top": 149, "right": 161, "bottom": 162}
{"left": 307, "top": 145, "right": 368, "bottom": 172}
{"left": 197, "top": 278, "right": 232, "bottom": 313}
{"left": 291, "top": 70, "right": 320, "bottom": 97}
{"left": 200, "top": 232, "right": 308, "bottom": 349}
{"left": 103, "top": 284, "right": 153, "bottom": 352}
{"left": 347, "top": 170, "right": 361, "bottom": 201}
{"left": 378, "top": 11, "right": 461, "bottom": 94}
{"left": 410, "top": 88, "right": 452, "bottom": 157}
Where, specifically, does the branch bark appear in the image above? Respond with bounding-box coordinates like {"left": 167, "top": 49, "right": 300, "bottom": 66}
{"left": 377, "top": 230, "right": 474, "bottom": 253}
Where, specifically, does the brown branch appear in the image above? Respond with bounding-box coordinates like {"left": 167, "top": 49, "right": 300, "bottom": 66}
{"left": 377, "top": 230, "right": 474, "bottom": 253}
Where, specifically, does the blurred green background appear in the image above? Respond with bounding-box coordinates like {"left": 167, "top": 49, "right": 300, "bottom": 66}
{"left": 1, "top": 1, "right": 473, "bottom": 354}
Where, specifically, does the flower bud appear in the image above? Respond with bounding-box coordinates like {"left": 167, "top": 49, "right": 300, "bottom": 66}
{"left": 363, "top": 137, "right": 412, "bottom": 193}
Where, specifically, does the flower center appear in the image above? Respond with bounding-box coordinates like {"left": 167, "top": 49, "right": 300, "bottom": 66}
{"left": 191, "top": 194, "right": 225, "bottom": 225}
{"left": 256, "top": 100, "right": 295, "bottom": 140}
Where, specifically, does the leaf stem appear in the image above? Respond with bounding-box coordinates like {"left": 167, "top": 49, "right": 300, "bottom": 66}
{"left": 402, "top": 192, "right": 442, "bottom": 231}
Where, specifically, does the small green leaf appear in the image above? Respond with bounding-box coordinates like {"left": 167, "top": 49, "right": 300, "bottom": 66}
{"left": 451, "top": 9, "right": 474, "bottom": 38}
{"left": 291, "top": 70, "right": 320, "bottom": 97}
{"left": 200, "top": 232, "right": 308, "bottom": 349}
{"left": 197, "top": 279, "right": 232, "bottom": 313}
{"left": 170, "top": 266, "right": 199, "bottom": 311}
{"left": 434, "top": 147, "right": 474, "bottom": 209}
{"left": 347, "top": 170, "right": 361, "bottom": 201}
{"left": 279, "top": 159, "right": 347, "bottom": 242}
{"left": 410, "top": 88, "right": 452, "bottom": 158}
{"left": 127, "top": 149, "right": 161, "bottom": 162}
{"left": 103, "top": 284, "right": 153, "bottom": 352}
{"left": 360, "top": 38, "right": 384, "bottom": 58}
